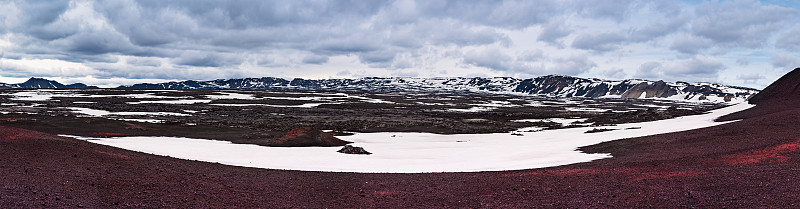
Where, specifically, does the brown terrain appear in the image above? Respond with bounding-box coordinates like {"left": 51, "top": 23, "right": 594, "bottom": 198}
{"left": 2, "top": 68, "right": 800, "bottom": 207}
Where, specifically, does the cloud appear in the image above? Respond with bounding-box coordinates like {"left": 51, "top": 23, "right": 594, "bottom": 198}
{"left": 775, "top": 24, "right": 800, "bottom": 51}
{"left": 771, "top": 54, "right": 800, "bottom": 70}
{"left": 601, "top": 68, "right": 627, "bottom": 79}
{"left": 358, "top": 50, "right": 398, "bottom": 66}
{"left": 537, "top": 20, "right": 571, "bottom": 46}
{"left": 335, "top": 70, "right": 352, "bottom": 76}
{"left": 628, "top": 14, "right": 688, "bottom": 42}
{"left": 463, "top": 47, "right": 513, "bottom": 71}
{"left": 664, "top": 55, "right": 725, "bottom": 81}
{"left": 735, "top": 58, "right": 750, "bottom": 66}
{"left": 571, "top": 32, "right": 627, "bottom": 52}
{"left": 517, "top": 50, "right": 544, "bottom": 62}
{"left": 173, "top": 52, "right": 243, "bottom": 67}
{"left": 736, "top": 73, "right": 765, "bottom": 83}
{"left": 301, "top": 54, "right": 329, "bottom": 65}
{"left": 635, "top": 55, "right": 725, "bottom": 82}
{"left": 634, "top": 61, "right": 664, "bottom": 80}
{"left": 691, "top": 0, "right": 795, "bottom": 48}
{"left": 0, "top": 57, "right": 102, "bottom": 78}
{"left": 670, "top": 33, "right": 713, "bottom": 54}
{"left": 574, "top": 0, "right": 636, "bottom": 22}
{"left": 547, "top": 54, "right": 596, "bottom": 75}
{"left": 0, "top": 0, "right": 796, "bottom": 88}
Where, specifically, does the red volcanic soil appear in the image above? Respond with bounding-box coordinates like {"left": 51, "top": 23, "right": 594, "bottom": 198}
{"left": 3, "top": 70, "right": 800, "bottom": 207}
{"left": 4, "top": 107, "right": 800, "bottom": 207}
{"left": 268, "top": 127, "right": 351, "bottom": 147}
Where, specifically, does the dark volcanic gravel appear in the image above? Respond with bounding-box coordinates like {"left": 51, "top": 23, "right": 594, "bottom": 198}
{"left": 2, "top": 102, "right": 800, "bottom": 207}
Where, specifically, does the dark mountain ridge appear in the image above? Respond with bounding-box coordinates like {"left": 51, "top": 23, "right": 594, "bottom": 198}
{"left": 0, "top": 77, "right": 98, "bottom": 89}
{"left": 0, "top": 75, "right": 761, "bottom": 103}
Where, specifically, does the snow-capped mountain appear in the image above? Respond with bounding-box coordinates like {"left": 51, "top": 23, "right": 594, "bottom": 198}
{"left": 0, "top": 78, "right": 98, "bottom": 89}
{"left": 119, "top": 75, "right": 759, "bottom": 103}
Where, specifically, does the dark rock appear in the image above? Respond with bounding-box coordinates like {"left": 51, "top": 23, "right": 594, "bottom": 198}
{"left": 337, "top": 145, "right": 372, "bottom": 155}
{"left": 585, "top": 128, "right": 615, "bottom": 133}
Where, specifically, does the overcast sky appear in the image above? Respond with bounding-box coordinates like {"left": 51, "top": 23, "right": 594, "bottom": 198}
{"left": 0, "top": 0, "right": 799, "bottom": 88}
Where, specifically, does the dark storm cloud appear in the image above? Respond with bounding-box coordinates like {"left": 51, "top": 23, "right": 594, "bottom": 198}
{"left": 0, "top": 0, "right": 798, "bottom": 87}
{"left": 2, "top": 0, "right": 525, "bottom": 79}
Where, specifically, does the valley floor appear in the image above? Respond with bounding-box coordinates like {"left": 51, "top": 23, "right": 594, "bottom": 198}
{"left": 2, "top": 102, "right": 800, "bottom": 207}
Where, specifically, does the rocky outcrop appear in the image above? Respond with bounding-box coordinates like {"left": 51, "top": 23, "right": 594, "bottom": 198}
{"left": 620, "top": 80, "right": 679, "bottom": 99}
{"left": 268, "top": 127, "right": 351, "bottom": 147}
{"left": 337, "top": 145, "right": 372, "bottom": 155}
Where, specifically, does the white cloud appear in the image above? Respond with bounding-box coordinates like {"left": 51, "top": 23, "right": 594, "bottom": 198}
{"left": 736, "top": 73, "right": 765, "bottom": 83}
{"left": 571, "top": 32, "right": 627, "bottom": 52}
{"left": 463, "top": 47, "right": 513, "bottom": 71}
{"left": 670, "top": 33, "right": 713, "bottom": 54}
{"left": 635, "top": 55, "right": 725, "bottom": 82}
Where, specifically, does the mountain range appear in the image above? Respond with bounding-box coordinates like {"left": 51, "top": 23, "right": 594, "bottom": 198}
{"left": 1, "top": 75, "right": 760, "bottom": 103}
{"left": 0, "top": 78, "right": 97, "bottom": 89}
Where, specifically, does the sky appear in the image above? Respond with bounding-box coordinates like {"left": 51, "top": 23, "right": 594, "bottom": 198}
{"left": 0, "top": 0, "right": 799, "bottom": 88}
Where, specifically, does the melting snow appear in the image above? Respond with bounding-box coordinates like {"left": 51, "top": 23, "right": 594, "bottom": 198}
{"left": 205, "top": 92, "right": 256, "bottom": 100}
{"left": 72, "top": 102, "right": 753, "bottom": 173}
{"left": 447, "top": 106, "right": 497, "bottom": 112}
{"left": 69, "top": 107, "right": 190, "bottom": 117}
{"left": 127, "top": 99, "right": 212, "bottom": 104}
{"left": 209, "top": 103, "right": 337, "bottom": 108}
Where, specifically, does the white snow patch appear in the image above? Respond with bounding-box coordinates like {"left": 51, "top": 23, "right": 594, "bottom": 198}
{"left": 205, "top": 92, "right": 256, "bottom": 100}
{"left": 447, "top": 106, "right": 497, "bottom": 112}
{"left": 564, "top": 107, "right": 610, "bottom": 112}
{"left": 127, "top": 99, "right": 212, "bottom": 104}
{"left": 209, "top": 103, "right": 337, "bottom": 108}
{"left": 72, "top": 103, "right": 753, "bottom": 173}
{"left": 69, "top": 107, "right": 190, "bottom": 117}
